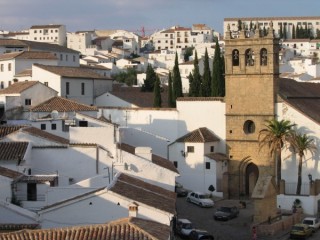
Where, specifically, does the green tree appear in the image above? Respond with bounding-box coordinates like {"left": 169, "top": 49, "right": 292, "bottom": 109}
{"left": 153, "top": 75, "right": 162, "bottom": 108}
{"left": 168, "top": 72, "right": 174, "bottom": 107}
{"left": 172, "top": 52, "right": 183, "bottom": 106}
{"left": 189, "top": 50, "right": 201, "bottom": 97}
{"left": 290, "top": 133, "right": 317, "bottom": 195}
{"left": 142, "top": 64, "right": 156, "bottom": 92}
{"left": 316, "top": 29, "right": 320, "bottom": 39}
{"left": 259, "top": 119, "right": 296, "bottom": 191}
{"left": 184, "top": 47, "right": 194, "bottom": 62}
{"left": 201, "top": 48, "right": 211, "bottom": 97}
{"left": 292, "top": 24, "right": 296, "bottom": 39}
{"left": 112, "top": 68, "right": 137, "bottom": 86}
{"left": 188, "top": 72, "right": 194, "bottom": 97}
{"left": 211, "top": 39, "right": 224, "bottom": 97}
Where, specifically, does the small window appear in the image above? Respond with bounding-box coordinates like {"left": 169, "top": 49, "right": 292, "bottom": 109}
{"left": 25, "top": 99, "right": 32, "bottom": 105}
{"left": 66, "top": 82, "right": 70, "bottom": 95}
{"left": 0, "top": 64, "right": 3, "bottom": 72}
{"left": 41, "top": 124, "right": 46, "bottom": 130}
{"left": 44, "top": 82, "right": 48, "bottom": 86}
{"left": 206, "top": 162, "right": 211, "bottom": 169}
{"left": 51, "top": 124, "right": 57, "bottom": 130}
{"left": 0, "top": 81, "right": 3, "bottom": 89}
{"left": 243, "top": 120, "right": 255, "bottom": 134}
{"left": 60, "top": 54, "right": 63, "bottom": 61}
{"left": 73, "top": 55, "right": 76, "bottom": 62}
{"left": 8, "top": 63, "right": 11, "bottom": 71}
{"left": 232, "top": 49, "right": 239, "bottom": 66}
{"left": 81, "top": 83, "right": 85, "bottom": 95}
{"left": 210, "top": 146, "right": 214, "bottom": 152}
{"left": 187, "top": 146, "right": 194, "bottom": 153}
{"left": 173, "top": 161, "right": 178, "bottom": 168}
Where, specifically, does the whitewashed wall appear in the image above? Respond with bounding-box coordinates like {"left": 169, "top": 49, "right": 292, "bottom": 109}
{"left": 95, "top": 93, "right": 135, "bottom": 107}
{"left": 32, "top": 66, "right": 62, "bottom": 95}
{"left": 0, "top": 176, "right": 13, "bottom": 202}
{"left": 0, "top": 201, "right": 38, "bottom": 224}
{"left": 277, "top": 194, "right": 320, "bottom": 215}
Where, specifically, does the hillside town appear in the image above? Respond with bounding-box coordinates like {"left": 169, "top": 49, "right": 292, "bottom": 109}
{"left": 1, "top": 16, "right": 320, "bottom": 239}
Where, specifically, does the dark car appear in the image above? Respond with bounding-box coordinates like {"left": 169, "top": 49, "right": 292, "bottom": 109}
{"left": 175, "top": 182, "right": 188, "bottom": 197}
{"left": 189, "top": 229, "right": 214, "bottom": 240}
{"left": 213, "top": 206, "right": 239, "bottom": 221}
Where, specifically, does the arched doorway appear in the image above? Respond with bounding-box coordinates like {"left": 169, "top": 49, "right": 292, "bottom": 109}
{"left": 245, "top": 163, "right": 259, "bottom": 196}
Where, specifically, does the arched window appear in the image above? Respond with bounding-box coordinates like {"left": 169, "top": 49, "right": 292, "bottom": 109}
{"left": 232, "top": 49, "right": 239, "bottom": 66}
{"left": 245, "top": 48, "right": 254, "bottom": 66}
{"left": 260, "top": 48, "right": 268, "bottom": 66}
{"left": 243, "top": 120, "right": 255, "bottom": 134}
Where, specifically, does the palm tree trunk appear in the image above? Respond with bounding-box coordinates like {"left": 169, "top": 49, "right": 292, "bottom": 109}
{"left": 296, "top": 153, "right": 303, "bottom": 195}
{"left": 276, "top": 147, "right": 282, "bottom": 191}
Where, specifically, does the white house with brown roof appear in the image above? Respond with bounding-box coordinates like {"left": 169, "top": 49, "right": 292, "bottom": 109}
{"left": 0, "top": 81, "right": 58, "bottom": 121}
{"left": 0, "top": 51, "right": 58, "bottom": 89}
{"left": 31, "top": 64, "right": 113, "bottom": 105}
{"left": 28, "top": 24, "right": 67, "bottom": 46}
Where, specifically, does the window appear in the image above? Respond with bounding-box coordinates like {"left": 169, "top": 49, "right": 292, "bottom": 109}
{"left": 25, "top": 99, "right": 32, "bottom": 105}
{"left": 41, "top": 124, "right": 46, "bottom": 130}
{"left": 0, "top": 81, "right": 3, "bottom": 89}
{"left": 51, "top": 124, "right": 57, "bottom": 130}
{"left": 27, "top": 183, "right": 37, "bottom": 201}
{"left": 44, "top": 82, "right": 48, "bottom": 86}
{"left": 34, "top": 30, "right": 37, "bottom": 33}
{"left": 260, "top": 48, "right": 268, "bottom": 66}
{"left": 34, "top": 37, "right": 37, "bottom": 40}
{"left": 173, "top": 161, "right": 178, "bottom": 168}
{"left": 187, "top": 146, "right": 194, "bottom": 153}
{"left": 8, "top": 63, "right": 11, "bottom": 71}
{"left": 81, "top": 83, "right": 85, "bottom": 95}
{"left": 243, "top": 120, "right": 255, "bottom": 134}
{"left": 232, "top": 49, "right": 239, "bottom": 66}
{"left": 65, "top": 55, "right": 68, "bottom": 61}
{"left": 206, "top": 162, "right": 211, "bottom": 169}
{"left": 60, "top": 54, "right": 63, "bottom": 61}
{"left": 245, "top": 48, "right": 254, "bottom": 66}
{"left": 0, "top": 64, "right": 3, "bottom": 72}
{"left": 210, "top": 146, "right": 214, "bottom": 152}
{"left": 73, "top": 55, "right": 76, "bottom": 62}
{"left": 66, "top": 82, "right": 70, "bottom": 95}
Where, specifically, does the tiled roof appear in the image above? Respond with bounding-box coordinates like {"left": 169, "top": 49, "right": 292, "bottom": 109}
{"left": 16, "top": 175, "right": 57, "bottom": 183}
{"left": 0, "top": 166, "right": 24, "bottom": 179}
{"left": 0, "top": 217, "right": 169, "bottom": 240}
{"left": 31, "top": 97, "right": 98, "bottom": 112}
{"left": 80, "top": 64, "right": 111, "bottom": 70}
{"left": 0, "top": 125, "right": 26, "bottom": 138}
{"left": 176, "top": 127, "right": 220, "bottom": 143}
{"left": 193, "top": 24, "right": 211, "bottom": 30}
{"left": 14, "top": 68, "right": 32, "bottom": 77}
{"left": 0, "top": 39, "right": 27, "bottom": 47}
{"left": 0, "top": 224, "right": 39, "bottom": 231}
{"left": 279, "top": 78, "right": 320, "bottom": 124}
{"left": 117, "top": 143, "right": 178, "bottom": 174}
{"left": 30, "top": 24, "right": 63, "bottom": 29}
{"left": 110, "top": 86, "right": 170, "bottom": 108}
{"left": 177, "top": 97, "right": 224, "bottom": 102}
{"left": 0, "top": 51, "right": 57, "bottom": 61}
{"left": 34, "top": 64, "right": 112, "bottom": 80}
{"left": 0, "top": 81, "right": 38, "bottom": 94}
{"left": 179, "top": 60, "right": 194, "bottom": 65}
{"left": 22, "top": 126, "right": 69, "bottom": 144}
{"left": 0, "top": 142, "right": 28, "bottom": 161}
{"left": 110, "top": 173, "right": 176, "bottom": 214}
{"left": 205, "top": 152, "right": 229, "bottom": 162}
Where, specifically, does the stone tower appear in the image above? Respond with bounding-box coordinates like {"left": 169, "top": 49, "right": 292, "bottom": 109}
{"left": 224, "top": 22, "right": 280, "bottom": 199}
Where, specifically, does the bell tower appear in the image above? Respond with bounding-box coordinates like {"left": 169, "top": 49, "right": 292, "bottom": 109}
{"left": 224, "top": 22, "right": 280, "bottom": 199}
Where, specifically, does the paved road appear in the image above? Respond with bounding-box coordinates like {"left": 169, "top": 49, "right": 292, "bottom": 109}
{"left": 175, "top": 196, "right": 320, "bottom": 240}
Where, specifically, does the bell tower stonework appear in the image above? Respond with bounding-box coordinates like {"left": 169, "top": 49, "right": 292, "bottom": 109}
{"left": 224, "top": 21, "right": 280, "bottom": 205}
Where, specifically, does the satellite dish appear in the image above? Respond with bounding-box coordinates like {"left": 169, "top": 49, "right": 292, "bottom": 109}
{"left": 51, "top": 110, "right": 59, "bottom": 119}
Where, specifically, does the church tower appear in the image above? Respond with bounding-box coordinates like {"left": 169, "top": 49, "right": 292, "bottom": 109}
{"left": 224, "top": 22, "right": 280, "bottom": 199}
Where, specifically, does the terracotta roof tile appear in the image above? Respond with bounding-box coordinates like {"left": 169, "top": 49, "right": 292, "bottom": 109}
{"left": 111, "top": 173, "right": 176, "bottom": 214}
{"left": 0, "top": 81, "right": 39, "bottom": 94}
{"left": 0, "top": 224, "right": 39, "bottom": 231}
{"left": 14, "top": 68, "right": 32, "bottom": 77}
{"left": 205, "top": 152, "right": 229, "bottom": 161}
{"left": 0, "top": 166, "right": 24, "bottom": 179}
{"left": 30, "top": 24, "right": 63, "bottom": 29}
{"left": 0, "top": 51, "right": 57, "bottom": 61}
{"left": 177, "top": 97, "right": 224, "bottom": 102}
{"left": 0, "top": 125, "right": 26, "bottom": 138}
{"left": 176, "top": 127, "right": 220, "bottom": 143}
{"left": 31, "top": 97, "right": 98, "bottom": 112}
{"left": 279, "top": 78, "right": 320, "bottom": 124}
{"left": 0, "top": 142, "right": 28, "bottom": 161}
{"left": 118, "top": 143, "right": 178, "bottom": 173}
{"left": 22, "top": 126, "right": 69, "bottom": 144}
{"left": 0, "top": 217, "right": 169, "bottom": 240}
{"left": 16, "top": 175, "right": 57, "bottom": 183}
{"left": 34, "top": 64, "right": 112, "bottom": 80}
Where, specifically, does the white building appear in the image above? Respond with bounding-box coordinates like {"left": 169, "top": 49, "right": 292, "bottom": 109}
{"left": 28, "top": 24, "right": 67, "bottom": 46}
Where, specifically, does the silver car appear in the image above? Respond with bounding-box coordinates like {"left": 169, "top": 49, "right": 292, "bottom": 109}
{"left": 186, "top": 191, "right": 214, "bottom": 207}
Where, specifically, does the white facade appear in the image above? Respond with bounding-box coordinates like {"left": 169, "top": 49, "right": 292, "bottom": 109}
{"left": 29, "top": 24, "right": 67, "bottom": 46}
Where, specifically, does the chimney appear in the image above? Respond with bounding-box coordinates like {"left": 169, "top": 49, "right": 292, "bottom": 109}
{"left": 135, "top": 147, "right": 152, "bottom": 161}
{"left": 128, "top": 203, "right": 139, "bottom": 217}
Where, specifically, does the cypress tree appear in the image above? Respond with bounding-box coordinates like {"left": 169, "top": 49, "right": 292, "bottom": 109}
{"left": 168, "top": 72, "right": 174, "bottom": 107}
{"left": 187, "top": 73, "right": 194, "bottom": 97}
{"left": 190, "top": 50, "right": 201, "bottom": 97}
{"left": 201, "top": 48, "right": 211, "bottom": 97}
{"left": 172, "top": 52, "right": 183, "bottom": 106}
{"left": 153, "top": 75, "right": 162, "bottom": 108}
{"left": 211, "top": 39, "right": 224, "bottom": 97}
{"left": 292, "top": 24, "right": 296, "bottom": 39}
{"left": 142, "top": 64, "right": 156, "bottom": 92}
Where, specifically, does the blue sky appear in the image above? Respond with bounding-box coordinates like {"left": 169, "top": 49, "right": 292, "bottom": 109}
{"left": 0, "top": 0, "right": 319, "bottom": 35}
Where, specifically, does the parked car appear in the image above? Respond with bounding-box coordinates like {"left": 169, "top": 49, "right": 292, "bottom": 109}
{"left": 302, "top": 217, "right": 320, "bottom": 232}
{"left": 175, "top": 218, "right": 194, "bottom": 237}
{"left": 290, "top": 223, "right": 313, "bottom": 239}
{"left": 186, "top": 192, "right": 214, "bottom": 208}
{"left": 189, "top": 229, "right": 214, "bottom": 240}
{"left": 213, "top": 206, "right": 239, "bottom": 221}
{"left": 175, "top": 182, "right": 188, "bottom": 197}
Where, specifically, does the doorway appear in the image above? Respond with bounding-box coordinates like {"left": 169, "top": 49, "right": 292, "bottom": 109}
{"left": 245, "top": 163, "right": 259, "bottom": 196}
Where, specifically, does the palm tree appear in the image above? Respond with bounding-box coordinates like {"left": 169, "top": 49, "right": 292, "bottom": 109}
{"left": 290, "top": 133, "right": 317, "bottom": 195}
{"left": 258, "top": 119, "right": 296, "bottom": 190}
